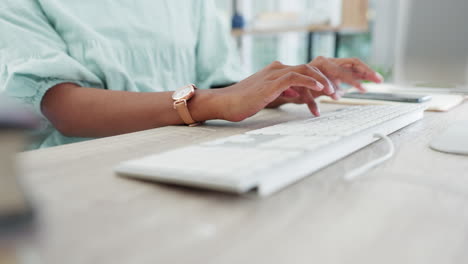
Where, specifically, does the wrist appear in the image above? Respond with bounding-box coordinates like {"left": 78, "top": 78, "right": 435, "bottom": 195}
{"left": 188, "top": 88, "right": 226, "bottom": 122}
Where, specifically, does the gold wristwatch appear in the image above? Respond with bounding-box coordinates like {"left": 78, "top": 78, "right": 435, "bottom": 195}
{"left": 172, "top": 84, "right": 201, "bottom": 127}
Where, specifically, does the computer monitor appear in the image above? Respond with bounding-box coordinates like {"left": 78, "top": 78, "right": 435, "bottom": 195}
{"left": 394, "top": 0, "right": 468, "bottom": 91}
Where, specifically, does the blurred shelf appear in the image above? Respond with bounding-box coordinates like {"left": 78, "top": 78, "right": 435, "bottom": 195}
{"left": 232, "top": 24, "right": 368, "bottom": 37}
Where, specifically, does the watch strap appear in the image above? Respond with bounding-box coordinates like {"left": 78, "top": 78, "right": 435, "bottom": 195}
{"left": 174, "top": 100, "right": 201, "bottom": 126}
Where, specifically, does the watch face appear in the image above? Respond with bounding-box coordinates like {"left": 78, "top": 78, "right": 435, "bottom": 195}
{"left": 172, "top": 85, "right": 194, "bottom": 100}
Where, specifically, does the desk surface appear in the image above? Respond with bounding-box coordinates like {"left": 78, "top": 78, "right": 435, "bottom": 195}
{"left": 20, "top": 102, "right": 468, "bottom": 264}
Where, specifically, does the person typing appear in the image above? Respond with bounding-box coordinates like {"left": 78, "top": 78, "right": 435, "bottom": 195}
{"left": 0, "top": 0, "right": 382, "bottom": 149}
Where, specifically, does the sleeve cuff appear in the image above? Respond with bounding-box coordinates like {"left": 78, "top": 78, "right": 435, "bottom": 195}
{"left": 3, "top": 75, "right": 95, "bottom": 120}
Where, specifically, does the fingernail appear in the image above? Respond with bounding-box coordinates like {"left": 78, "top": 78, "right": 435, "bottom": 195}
{"left": 316, "top": 81, "right": 325, "bottom": 90}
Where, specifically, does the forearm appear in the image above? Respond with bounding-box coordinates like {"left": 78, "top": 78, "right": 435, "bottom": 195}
{"left": 40, "top": 58, "right": 380, "bottom": 138}
{"left": 41, "top": 83, "right": 224, "bottom": 137}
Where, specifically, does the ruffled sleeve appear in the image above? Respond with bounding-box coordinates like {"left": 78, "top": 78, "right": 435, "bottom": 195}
{"left": 0, "top": 0, "right": 102, "bottom": 118}
{"left": 195, "top": 0, "right": 246, "bottom": 89}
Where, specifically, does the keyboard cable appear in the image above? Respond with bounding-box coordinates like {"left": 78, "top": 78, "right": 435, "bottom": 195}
{"left": 344, "top": 133, "right": 396, "bottom": 181}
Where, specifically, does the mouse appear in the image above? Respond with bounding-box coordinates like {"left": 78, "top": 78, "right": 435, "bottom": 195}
{"left": 430, "top": 121, "right": 468, "bottom": 155}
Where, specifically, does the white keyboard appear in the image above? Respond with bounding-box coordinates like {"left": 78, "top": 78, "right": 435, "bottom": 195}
{"left": 115, "top": 105, "right": 426, "bottom": 196}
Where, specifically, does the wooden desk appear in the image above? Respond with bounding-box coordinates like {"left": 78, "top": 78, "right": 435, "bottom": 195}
{"left": 19, "top": 102, "right": 468, "bottom": 264}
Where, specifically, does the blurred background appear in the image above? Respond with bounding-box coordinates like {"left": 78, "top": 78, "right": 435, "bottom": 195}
{"left": 215, "top": 0, "right": 397, "bottom": 80}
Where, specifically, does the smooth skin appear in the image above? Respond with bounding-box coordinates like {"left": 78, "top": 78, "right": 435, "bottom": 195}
{"left": 41, "top": 56, "right": 383, "bottom": 138}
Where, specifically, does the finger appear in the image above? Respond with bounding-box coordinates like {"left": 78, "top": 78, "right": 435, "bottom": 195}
{"left": 287, "top": 64, "right": 333, "bottom": 95}
{"left": 305, "top": 89, "right": 320, "bottom": 117}
{"left": 312, "top": 58, "right": 365, "bottom": 92}
{"left": 330, "top": 79, "right": 343, "bottom": 100}
{"left": 331, "top": 92, "right": 340, "bottom": 100}
{"left": 305, "top": 80, "right": 342, "bottom": 100}
{"left": 336, "top": 88, "right": 345, "bottom": 97}
{"left": 308, "top": 98, "right": 320, "bottom": 117}
{"left": 291, "top": 86, "right": 307, "bottom": 102}
{"left": 286, "top": 66, "right": 333, "bottom": 96}
{"left": 307, "top": 65, "right": 335, "bottom": 96}
{"left": 279, "top": 88, "right": 304, "bottom": 105}
{"left": 310, "top": 90, "right": 324, "bottom": 98}
{"left": 333, "top": 58, "right": 384, "bottom": 83}
{"left": 297, "top": 87, "right": 310, "bottom": 104}
{"left": 294, "top": 88, "right": 320, "bottom": 117}
{"left": 275, "top": 72, "right": 325, "bottom": 95}
{"left": 286, "top": 97, "right": 305, "bottom": 105}
{"left": 342, "top": 63, "right": 383, "bottom": 84}
{"left": 310, "top": 65, "right": 342, "bottom": 96}
{"left": 334, "top": 79, "right": 342, "bottom": 87}
{"left": 281, "top": 88, "right": 300, "bottom": 98}
{"left": 322, "top": 60, "right": 364, "bottom": 90}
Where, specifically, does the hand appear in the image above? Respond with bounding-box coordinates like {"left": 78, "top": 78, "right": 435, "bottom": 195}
{"left": 217, "top": 57, "right": 383, "bottom": 122}
{"left": 267, "top": 57, "right": 384, "bottom": 113}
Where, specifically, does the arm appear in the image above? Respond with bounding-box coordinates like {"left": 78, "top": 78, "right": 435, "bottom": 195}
{"left": 41, "top": 83, "right": 224, "bottom": 137}
{"left": 0, "top": 0, "right": 103, "bottom": 121}
{"left": 42, "top": 57, "right": 382, "bottom": 138}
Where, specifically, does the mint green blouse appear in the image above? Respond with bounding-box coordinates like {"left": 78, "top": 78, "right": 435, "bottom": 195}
{"left": 0, "top": 0, "right": 245, "bottom": 149}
